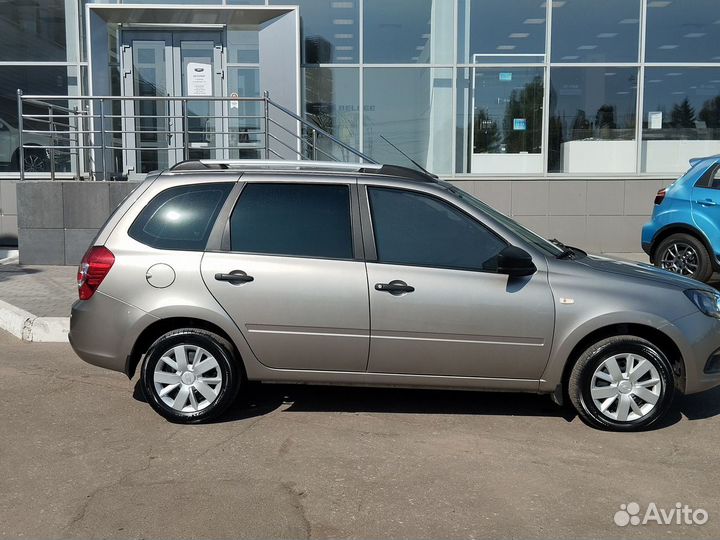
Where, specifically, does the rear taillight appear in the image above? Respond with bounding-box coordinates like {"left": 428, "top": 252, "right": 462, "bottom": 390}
{"left": 654, "top": 188, "right": 667, "bottom": 205}
{"left": 77, "top": 246, "right": 115, "bottom": 300}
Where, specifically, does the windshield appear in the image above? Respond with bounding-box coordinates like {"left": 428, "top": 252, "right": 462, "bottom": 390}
{"left": 438, "top": 181, "right": 565, "bottom": 257}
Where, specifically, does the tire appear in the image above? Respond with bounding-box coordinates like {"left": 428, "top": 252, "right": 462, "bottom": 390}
{"left": 140, "top": 328, "right": 242, "bottom": 423}
{"left": 655, "top": 233, "right": 713, "bottom": 282}
{"left": 568, "top": 335, "right": 675, "bottom": 431}
{"left": 12, "top": 147, "right": 50, "bottom": 173}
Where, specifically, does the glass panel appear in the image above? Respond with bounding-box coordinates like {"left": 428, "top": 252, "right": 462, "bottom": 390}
{"left": 364, "top": 0, "right": 454, "bottom": 64}
{"left": 128, "top": 183, "right": 233, "bottom": 251}
{"left": 227, "top": 28, "right": 259, "bottom": 64}
{"left": 364, "top": 68, "right": 453, "bottom": 174}
{"left": 271, "top": 0, "right": 359, "bottom": 64}
{"left": 0, "top": 66, "right": 69, "bottom": 173}
{"left": 457, "top": 0, "right": 546, "bottom": 63}
{"left": 642, "top": 68, "right": 720, "bottom": 174}
{"left": 227, "top": 67, "right": 262, "bottom": 160}
{"left": 180, "top": 40, "right": 217, "bottom": 161}
{"left": 456, "top": 67, "right": 544, "bottom": 174}
{"left": 646, "top": 0, "right": 720, "bottom": 63}
{"left": 368, "top": 187, "right": 507, "bottom": 271}
{"left": 132, "top": 40, "right": 170, "bottom": 174}
{"left": 548, "top": 67, "right": 638, "bottom": 173}
{"left": 551, "top": 0, "right": 640, "bottom": 63}
{"left": 230, "top": 184, "right": 353, "bottom": 259}
{"left": 304, "top": 67, "right": 359, "bottom": 161}
{"left": 0, "top": 0, "right": 68, "bottom": 61}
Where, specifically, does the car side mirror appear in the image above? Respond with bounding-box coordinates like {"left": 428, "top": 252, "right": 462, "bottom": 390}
{"left": 496, "top": 245, "right": 536, "bottom": 277}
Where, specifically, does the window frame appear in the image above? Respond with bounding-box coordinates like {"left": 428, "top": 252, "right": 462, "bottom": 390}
{"left": 694, "top": 163, "right": 720, "bottom": 190}
{"left": 217, "top": 179, "right": 364, "bottom": 262}
{"left": 359, "top": 183, "right": 509, "bottom": 274}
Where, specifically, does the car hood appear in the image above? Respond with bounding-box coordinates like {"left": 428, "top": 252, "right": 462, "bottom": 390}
{"left": 574, "top": 253, "right": 713, "bottom": 291}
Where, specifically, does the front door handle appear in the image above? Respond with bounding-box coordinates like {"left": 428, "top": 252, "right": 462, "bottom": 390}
{"left": 697, "top": 199, "right": 717, "bottom": 207}
{"left": 375, "top": 280, "right": 415, "bottom": 295}
{"left": 215, "top": 270, "right": 254, "bottom": 283}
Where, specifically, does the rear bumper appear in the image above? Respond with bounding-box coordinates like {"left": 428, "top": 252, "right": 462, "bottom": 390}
{"left": 69, "top": 292, "right": 156, "bottom": 374}
{"left": 668, "top": 311, "right": 720, "bottom": 394}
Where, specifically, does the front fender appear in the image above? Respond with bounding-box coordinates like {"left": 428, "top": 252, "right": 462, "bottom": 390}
{"left": 538, "top": 310, "right": 688, "bottom": 393}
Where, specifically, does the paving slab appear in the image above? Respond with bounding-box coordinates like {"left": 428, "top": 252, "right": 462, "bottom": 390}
{"left": 0, "top": 260, "right": 76, "bottom": 317}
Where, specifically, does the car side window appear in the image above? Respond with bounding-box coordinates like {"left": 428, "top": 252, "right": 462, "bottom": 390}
{"left": 230, "top": 183, "right": 353, "bottom": 259}
{"left": 128, "top": 183, "right": 233, "bottom": 251}
{"left": 710, "top": 166, "right": 720, "bottom": 190}
{"left": 367, "top": 187, "right": 507, "bottom": 271}
{"left": 695, "top": 164, "right": 720, "bottom": 189}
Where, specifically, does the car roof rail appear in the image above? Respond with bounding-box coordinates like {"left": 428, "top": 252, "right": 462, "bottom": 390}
{"left": 169, "top": 159, "right": 439, "bottom": 182}
{"left": 170, "top": 159, "right": 382, "bottom": 173}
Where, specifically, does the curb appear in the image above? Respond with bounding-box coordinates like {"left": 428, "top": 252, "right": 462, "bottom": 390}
{"left": 0, "top": 299, "right": 69, "bottom": 342}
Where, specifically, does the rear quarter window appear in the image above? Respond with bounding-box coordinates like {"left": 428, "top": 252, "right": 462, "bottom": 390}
{"left": 128, "top": 183, "right": 233, "bottom": 250}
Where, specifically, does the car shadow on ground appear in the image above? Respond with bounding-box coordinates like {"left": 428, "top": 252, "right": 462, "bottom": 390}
{"left": 134, "top": 379, "right": 720, "bottom": 429}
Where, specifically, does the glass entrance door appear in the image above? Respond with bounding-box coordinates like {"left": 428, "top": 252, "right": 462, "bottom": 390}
{"left": 121, "top": 30, "right": 223, "bottom": 175}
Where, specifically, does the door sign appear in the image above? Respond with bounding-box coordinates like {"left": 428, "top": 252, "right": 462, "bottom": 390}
{"left": 187, "top": 62, "right": 213, "bottom": 96}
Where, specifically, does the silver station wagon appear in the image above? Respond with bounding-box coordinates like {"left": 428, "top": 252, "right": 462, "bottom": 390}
{"left": 70, "top": 160, "right": 720, "bottom": 430}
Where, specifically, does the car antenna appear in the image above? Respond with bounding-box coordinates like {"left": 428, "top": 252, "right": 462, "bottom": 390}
{"left": 379, "top": 135, "right": 434, "bottom": 177}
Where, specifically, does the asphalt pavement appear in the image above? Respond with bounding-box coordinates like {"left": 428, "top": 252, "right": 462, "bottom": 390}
{"left": 1, "top": 329, "right": 720, "bottom": 539}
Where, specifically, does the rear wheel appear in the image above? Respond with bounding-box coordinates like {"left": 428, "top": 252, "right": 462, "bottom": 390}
{"left": 655, "top": 233, "right": 713, "bottom": 282}
{"left": 141, "top": 328, "right": 242, "bottom": 423}
{"left": 12, "top": 147, "right": 50, "bottom": 172}
{"left": 568, "top": 335, "right": 675, "bottom": 431}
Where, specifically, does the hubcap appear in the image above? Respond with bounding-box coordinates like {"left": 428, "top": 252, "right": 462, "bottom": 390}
{"left": 589, "top": 353, "right": 663, "bottom": 422}
{"left": 153, "top": 345, "right": 223, "bottom": 413}
{"left": 660, "top": 242, "right": 698, "bottom": 276}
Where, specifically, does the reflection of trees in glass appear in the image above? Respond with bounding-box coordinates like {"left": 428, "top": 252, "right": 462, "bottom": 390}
{"left": 699, "top": 96, "right": 720, "bottom": 128}
{"left": 671, "top": 97, "right": 696, "bottom": 128}
{"left": 501, "top": 76, "right": 543, "bottom": 153}
{"left": 473, "top": 108, "right": 500, "bottom": 153}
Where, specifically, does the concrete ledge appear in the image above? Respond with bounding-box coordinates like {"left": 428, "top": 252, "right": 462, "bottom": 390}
{"left": 0, "top": 299, "right": 69, "bottom": 342}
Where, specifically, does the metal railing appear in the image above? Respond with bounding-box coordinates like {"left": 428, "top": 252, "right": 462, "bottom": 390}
{"left": 16, "top": 90, "right": 375, "bottom": 181}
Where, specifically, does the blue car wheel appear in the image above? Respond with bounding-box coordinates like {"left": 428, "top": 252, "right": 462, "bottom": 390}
{"left": 655, "top": 233, "right": 713, "bottom": 282}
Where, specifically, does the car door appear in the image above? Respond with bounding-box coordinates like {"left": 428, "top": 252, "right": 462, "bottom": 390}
{"left": 691, "top": 163, "right": 720, "bottom": 251}
{"left": 361, "top": 183, "right": 555, "bottom": 380}
{"left": 201, "top": 179, "right": 370, "bottom": 372}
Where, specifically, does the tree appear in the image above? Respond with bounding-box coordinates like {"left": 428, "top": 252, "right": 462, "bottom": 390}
{"left": 502, "top": 76, "right": 543, "bottom": 153}
{"left": 699, "top": 96, "right": 720, "bottom": 129}
{"left": 473, "top": 108, "right": 500, "bottom": 153}
{"left": 671, "top": 97, "right": 696, "bottom": 128}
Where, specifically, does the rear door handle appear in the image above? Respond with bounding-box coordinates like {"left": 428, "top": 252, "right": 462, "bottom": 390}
{"left": 215, "top": 270, "right": 254, "bottom": 283}
{"left": 697, "top": 199, "right": 717, "bottom": 206}
{"left": 375, "top": 280, "right": 415, "bottom": 295}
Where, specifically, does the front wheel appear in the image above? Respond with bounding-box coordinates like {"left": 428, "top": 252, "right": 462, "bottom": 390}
{"left": 655, "top": 233, "right": 713, "bottom": 282}
{"left": 141, "top": 328, "right": 242, "bottom": 423}
{"left": 568, "top": 336, "right": 675, "bottom": 431}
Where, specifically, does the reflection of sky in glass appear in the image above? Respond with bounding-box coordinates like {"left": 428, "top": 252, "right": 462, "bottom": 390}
{"left": 643, "top": 68, "right": 720, "bottom": 129}
{"left": 551, "top": 0, "right": 640, "bottom": 62}
{"left": 458, "top": 0, "right": 546, "bottom": 62}
{"left": 364, "top": 0, "right": 453, "bottom": 64}
{"left": 270, "top": 0, "right": 359, "bottom": 64}
{"left": 550, "top": 67, "right": 638, "bottom": 137}
{"left": 645, "top": 0, "right": 720, "bottom": 62}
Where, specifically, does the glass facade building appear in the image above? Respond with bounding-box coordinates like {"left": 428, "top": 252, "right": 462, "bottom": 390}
{"left": 0, "top": 0, "right": 719, "bottom": 178}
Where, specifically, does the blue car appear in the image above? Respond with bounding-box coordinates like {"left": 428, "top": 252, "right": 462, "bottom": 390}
{"left": 642, "top": 155, "right": 720, "bottom": 282}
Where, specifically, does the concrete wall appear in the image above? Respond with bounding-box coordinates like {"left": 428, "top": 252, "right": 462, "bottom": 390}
{"left": 0, "top": 181, "right": 18, "bottom": 246}
{"left": 17, "top": 181, "right": 138, "bottom": 265}
{"left": 14, "top": 177, "right": 667, "bottom": 265}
